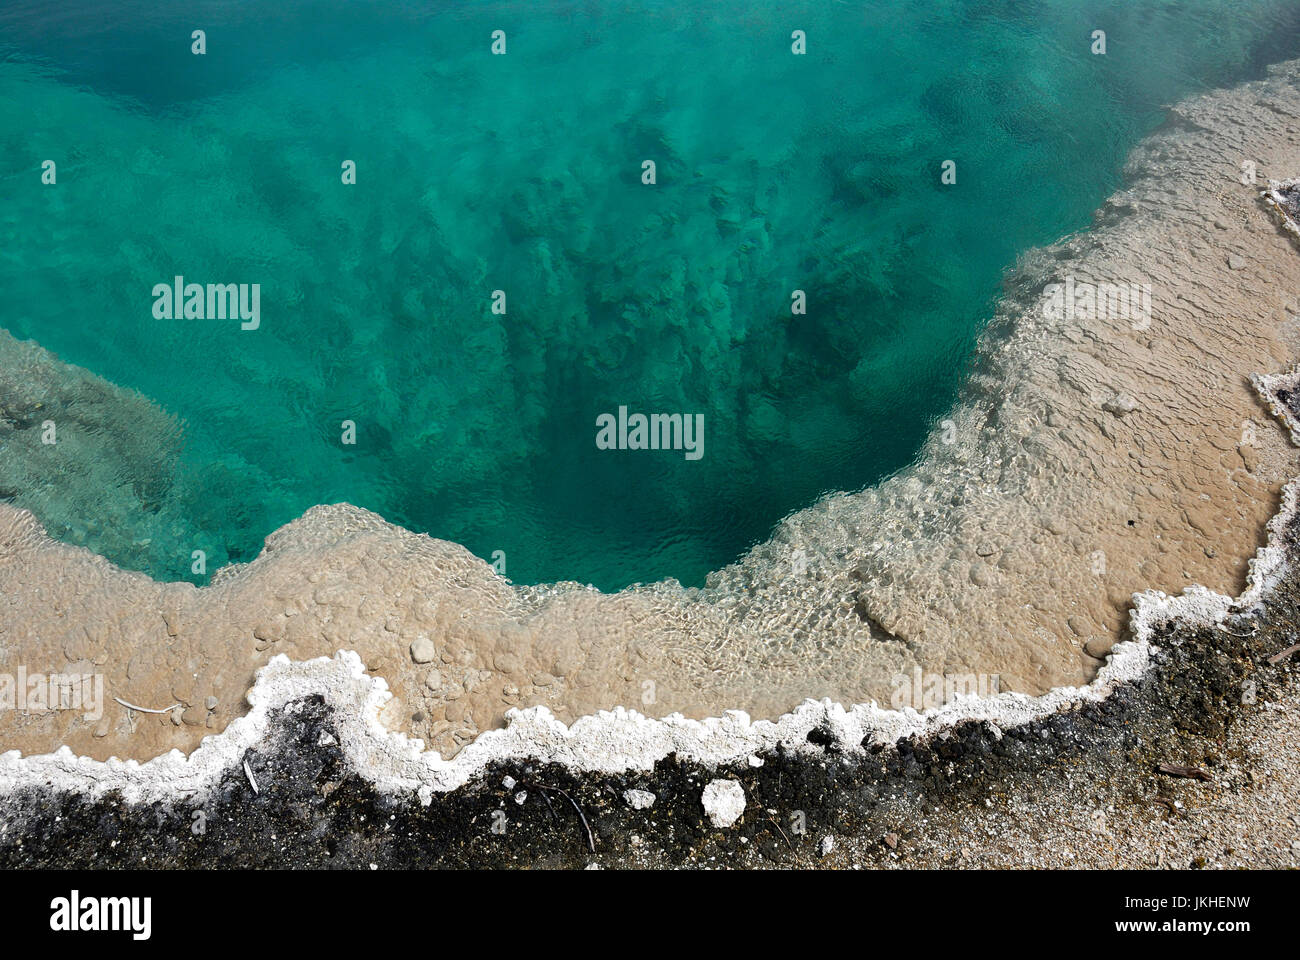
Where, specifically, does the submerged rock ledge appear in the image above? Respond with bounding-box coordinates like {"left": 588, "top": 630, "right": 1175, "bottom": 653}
{"left": 4, "top": 62, "right": 1300, "bottom": 767}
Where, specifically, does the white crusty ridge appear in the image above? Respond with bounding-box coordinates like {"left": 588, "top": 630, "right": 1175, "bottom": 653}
{"left": 0, "top": 415, "right": 1294, "bottom": 806}
{"left": 0, "top": 645, "right": 1146, "bottom": 806}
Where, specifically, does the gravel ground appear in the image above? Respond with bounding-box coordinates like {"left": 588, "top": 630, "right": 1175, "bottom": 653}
{"left": 818, "top": 683, "right": 1300, "bottom": 870}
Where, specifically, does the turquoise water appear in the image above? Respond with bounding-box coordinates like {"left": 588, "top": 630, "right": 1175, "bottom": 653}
{"left": 2, "top": 0, "right": 1299, "bottom": 588}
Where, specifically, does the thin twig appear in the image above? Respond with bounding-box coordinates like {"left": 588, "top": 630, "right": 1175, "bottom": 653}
{"left": 1268, "top": 642, "right": 1300, "bottom": 665}
{"left": 533, "top": 783, "right": 559, "bottom": 824}
{"left": 556, "top": 788, "right": 596, "bottom": 854}
{"left": 768, "top": 816, "right": 793, "bottom": 850}
{"left": 243, "top": 759, "right": 260, "bottom": 795}
{"left": 1157, "top": 763, "right": 1212, "bottom": 781}
{"left": 530, "top": 782, "right": 595, "bottom": 853}
{"left": 113, "top": 697, "right": 181, "bottom": 715}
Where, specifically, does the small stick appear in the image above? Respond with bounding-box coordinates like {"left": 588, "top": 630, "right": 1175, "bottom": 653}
{"left": 1152, "top": 797, "right": 1178, "bottom": 813}
{"left": 1268, "top": 642, "right": 1300, "bottom": 665}
{"left": 533, "top": 785, "right": 560, "bottom": 824}
{"left": 113, "top": 697, "right": 181, "bottom": 715}
{"left": 243, "top": 759, "right": 259, "bottom": 795}
{"left": 531, "top": 782, "right": 594, "bottom": 853}
{"left": 768, "top": 816, "right": 793, "bottom": 850}
{"left": 557, "top": 788, "right": 596, "bottom": 854}
{"left": 1157, "top": 763, "right": 1212, "bottom": 781}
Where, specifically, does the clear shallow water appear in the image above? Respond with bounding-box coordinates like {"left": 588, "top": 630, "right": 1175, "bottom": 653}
{"left": 2, "top": 0, "right": 1298, "bottom": 589}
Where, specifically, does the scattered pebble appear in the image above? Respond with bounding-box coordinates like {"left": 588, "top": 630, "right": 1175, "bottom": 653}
{"left": 624, "top": 789, "right": 656, "bottom": 810}
{"left": 702, "top": 779, "right": 746, "bottom": 828}
{"left": 1102, "top": 394, "right": 1139, "bottom": 416}
{"left": 410, "top": 636, "right": 436, "bottom": 664}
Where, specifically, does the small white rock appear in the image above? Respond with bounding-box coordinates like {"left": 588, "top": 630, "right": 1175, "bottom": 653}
{"left": 502, "top": 775, "right": 516, "bottom": 790}
{"left": 410, "top": 635, "right": 436, "bottom": 663}
{"left": 819, "top": 836, "right": 835, "bottom": 857}
{"left": 623, "top": 789, "right": 656, "bottom": 810}
{"left": 702, "top": 779, "right": 746, "bottom": 828}
{"left": 747, "top": 755, "right": 764, "bottom": 768}
{"left": 1102, "top": 394, "right": 1139, "bottom": 416}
